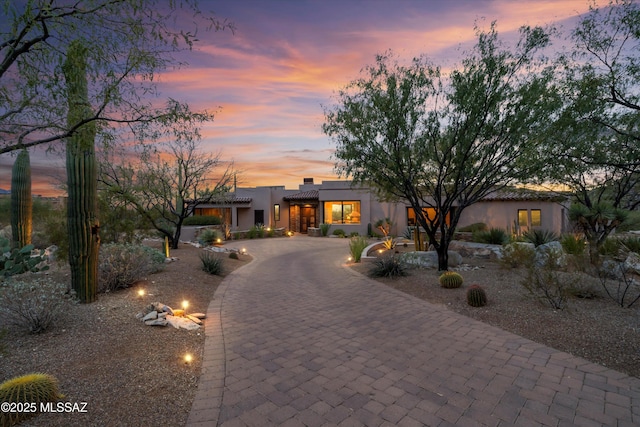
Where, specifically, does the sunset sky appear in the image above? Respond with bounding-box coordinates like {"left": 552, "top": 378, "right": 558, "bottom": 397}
{"left": 0, "top": 0, "right": 594, "bottom": 196}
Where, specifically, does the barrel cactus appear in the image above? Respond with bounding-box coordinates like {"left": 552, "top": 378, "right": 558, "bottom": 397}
{"left": 439, "top": 271, "right": 463, "bottom": 288}
{"left": 10, "top": 149, "right": 32, "bottom": 249}
{"left": 0, "top": 373, "right": 63, "bottom": 426}
{"left": 466, "top": 284, "right": 488, "bottom": 307}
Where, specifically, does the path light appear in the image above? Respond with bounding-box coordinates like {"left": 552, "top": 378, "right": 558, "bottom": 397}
{"left": 216, "top": 238, "right": 222, "bottom": 244}
{"left": 182, "top": 300, "right": 189, "bottom": 311}
{"left": 241, "top": 248, "right": 247, "bottom": 254}
{"left": 184, "top": 353, "right": 193, "bottom": 364}
{"left": 137, "top": 289, "right": 145, "bottom": 298}
{"left": 347, "top": 256, "right": 353, "bottom": 262}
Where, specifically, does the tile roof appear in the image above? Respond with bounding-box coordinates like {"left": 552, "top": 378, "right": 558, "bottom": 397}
{"left": 481, "top": 188, "right": 568, "bottom": 202}
{"left": 283, "top": 190, "right": 319, "bottom": 201}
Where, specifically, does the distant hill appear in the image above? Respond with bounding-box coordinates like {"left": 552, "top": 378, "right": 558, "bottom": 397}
{"left": 0, "top": 189, "right": 9, "bottom": 195}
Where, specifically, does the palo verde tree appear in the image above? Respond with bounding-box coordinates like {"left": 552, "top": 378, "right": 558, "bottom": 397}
{"left": 538, "top": 0, "right": 640, "bottom": 263}
{"left": 99, "top": 133, "right": 235, "bottom": 250}
{"left": 323, "top": 24, "right": 558, "bottom": 270}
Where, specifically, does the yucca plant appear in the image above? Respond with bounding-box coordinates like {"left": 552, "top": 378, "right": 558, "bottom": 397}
{"left": 522, "top": 229, "right": 559, "bottom": 247}
{"left": 200, "top": 251, "right": 224, "bottom": 275}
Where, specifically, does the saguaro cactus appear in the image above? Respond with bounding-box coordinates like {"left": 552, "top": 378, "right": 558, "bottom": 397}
{"left": 10, "top": 149, "right": 32, "bottom": 248}
{"left": 63, "top": 40, "right": 99, "bottom": 303}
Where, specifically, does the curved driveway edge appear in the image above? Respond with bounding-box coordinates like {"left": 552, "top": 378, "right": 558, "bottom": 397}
{"left": 188, "top": 237, "right": 640, "bottom": 426}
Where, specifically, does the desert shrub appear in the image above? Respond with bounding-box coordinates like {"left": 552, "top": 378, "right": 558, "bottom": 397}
{"left": 439, "top": 271, "right": 464, "bottom": 288}
{"left": 472, "top": 227, "right": 508, "bottom": 245}
{"left": 560, "top": 234, "right": 586, "bottom": 255}
{"left": 98, "top": 243, "right": 163, "bottom": 292}
{"left": 0, "top": 277, "right": 73, "bottom": 333}
{"left": 349, "top": 236, "right": 368, "bottom": 262}
{"left": 200, "top": 251, "right": 224, "bottom": 275}
{"left": 598, "top": 237, "right": 622, "bottom": 257}
{"left": 183, "top": 215, "right": 223, "bottom": 226}
{"left": 38, "top": 214, "right": 69, "bottom": 262}
{"left": 466, "top": 285, "right": 488, "bottom": 307}
{"left": 458, "top": 222, "right": 487, "bottom": 233}
{"left": 320, "top": 223, "right": 331, "bottom": 236}
{"left": 369, "top": 255, "right": 408, "bottom": 278}
{"left": 597, "top": 263, "right": 640, "bottom": 308}
{"left": 332, "top": 229, "right": 346, "bottom": 237}
{"left": 198, "top": 228, "right": 221, "bottom": 246}
{"left": 521, "top": 248, "right": 576, "bottom": 309}
{"left": 139, "top": 245, "right": 166, "bottom": 273}
{"left": 349, "top": 231, "right": 359, "bottom": 237}
{"left": 522, "top": 229, "right": 559, "bottom": 247}
{"left": 616, "top": 210, "right": 640, "bottom": 232}
{"left": 228, "top": 252, "right": 239, "bottom": 260}
{"left": 500, "top": 243, "right": 535, "bottom": 268}
{"left": 619, "top": 236, "right": 640, "bottom": 254}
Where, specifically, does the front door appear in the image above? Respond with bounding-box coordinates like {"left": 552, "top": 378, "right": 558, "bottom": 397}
{"left": 300, "top": 207, "right": 315, "bottom": 233}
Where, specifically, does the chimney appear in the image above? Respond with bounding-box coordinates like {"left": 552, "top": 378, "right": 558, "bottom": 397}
{"left": 303, "top": 177, "right": 314, "bottom": 185}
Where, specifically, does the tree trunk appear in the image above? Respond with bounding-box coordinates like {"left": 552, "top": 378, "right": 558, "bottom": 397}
{"left": 436, "top": 247, "right": 449, "bottom": 271}
{"left": 10, "top": 149, "right": 32, "bottom": 248}
{"left": 64, "top": 40, "right": 99, "bottom": 303}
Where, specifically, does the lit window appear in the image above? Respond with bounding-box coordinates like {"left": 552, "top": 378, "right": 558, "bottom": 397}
{"left": 407, "top": 207, "right": 450, "bottom": 226}
{"left": 518, "top": 209, "right": 528, "bottom": 227}
{"left": 531, "top": 209, "right": 541, "bottom": 227}
{"left": 323, "top": 201, "right": 361, "bottom": 224}
{"left": 274, "top": 204, "right": 280, "bottom": 221}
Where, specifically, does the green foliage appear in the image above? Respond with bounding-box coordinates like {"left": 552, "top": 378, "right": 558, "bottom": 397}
{"left": 183, "top": 215, "right": 223, "bottom": 226}
{"left": 466, "top": 285, "right": 488, "bottom": 307}
{"left": 10, "top": 149, "right": 32, "bottom": 249}
{"left": 198, "top": 229, "right": 221, "bottom": 246}
{"left": 500, "top": 243, "right": 536, "bottom": 268}
{"left": 200, "top": 251, "right": 224, "bottom": 275}
{"left": 560, "top": 234, "right": 586, "bottom": 255}
{"left": 522, "top": 229, "right": 559, "bottom": 247}
{"left": 98, "top": 244, "right": 164, "bottom": 293}
{"left": 38, "top": 213, "right": 69, "bottom": 262}
{"left": 439, "top": 271, "right": 464, "bottom": 289}
{"left": 598, "top": 237, "right": 622, "bottom": 258}
{"left": 472, "top": 228, "right": 509, "bottom": 245}
{"left": 382, "top": 237, "right": 395, "bottom": 250}
{"left": 320, "top": 223, "right": 331, "bottom": 236}
{"left": 349, "top": 236, "right": 368, "bottom": 262}
{"left": 349, "top": 231, "right": 359, "bottom": 237}
{"left": 402, "top": 227, "right": 413, "bottom": 240}
{"left": 228, "top": 252, "right": 239, "bottom": 260}
{"left": 369, "top": 255, "right": 408, "bottom": 279}
{"left": 374, "top": 218, "right": 393, "bottom": 237}
{"left": 619, "top": 236, "right": 640, "bottom": 255}
{"left": 0, "top": 243, "right": 49, "bottom": 278}
{"left": 458, "top": 223, "right": 487, "bottom": 233}
{"left": 332, "top": 229, "right": 346, "bottom": 237}
{"left": 0, "top": 277, "right": 72, "bottom": 334}
{"left": 616, "top": 211, "right": 640, "bottom": 232}
{"left": 0, "top": 373, "right": 63, "bottom": 426}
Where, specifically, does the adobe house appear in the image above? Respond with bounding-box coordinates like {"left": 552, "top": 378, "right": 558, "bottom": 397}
{"left": 194, "top": 178, "right": 571, "bottom": 236}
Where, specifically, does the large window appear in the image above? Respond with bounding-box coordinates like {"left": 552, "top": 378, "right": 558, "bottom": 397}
{"left": 323, "top": 201, "right": 361, "bottom": 224}
{"left": 274, "top": 204, "right": 280, "bottom": 221}
{"left": 407, "top": 207, "right": 451, "bottom": 226}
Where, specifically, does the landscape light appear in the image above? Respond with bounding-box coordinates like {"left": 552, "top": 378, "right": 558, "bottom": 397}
{"left": 137, "top": 289, "right": 145, "bottom": 297}
{"left": 182, "top": 300, "right": 189, "bottom": 311}
{"left": 184, "top": 353, "right": 193, "bottom": 364}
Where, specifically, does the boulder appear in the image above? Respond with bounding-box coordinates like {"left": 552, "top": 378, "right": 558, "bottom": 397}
{"left": 624, "top": 252, "right": 640, "bottom": 275}
{"left": 186, "top": 314, "right": 203, "bottom": 325}
{"left": 399, "top": 251, "right": 462, "bottom": 269}
{"left": 166, "top": 315, "right": 201, "bottom": 331}
{"left": 151, "top": 302, "right": 174, "bottom": 316}
{"left": 535, "top": 241, "right": 566, "bottom": 268}
{"left": 142, "top": 311, "right": 158, "bottom": 322}
{"left": 190, "top": 313, "right": 207, "bottom": 319}
{"left": 144, "top": 319, "right": 168, "bottom": 326}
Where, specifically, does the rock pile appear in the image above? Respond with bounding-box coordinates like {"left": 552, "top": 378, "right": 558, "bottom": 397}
{"left": 136, "top": 302, "right": 206, "bottom": 331}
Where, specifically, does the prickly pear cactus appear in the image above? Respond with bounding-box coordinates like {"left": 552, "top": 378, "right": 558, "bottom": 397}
{"left": 466, "top": 284, "right": 488, "bottom": 307}
{"left": 10, "top": 149, "right": 32, "bottom": 249}
{"left": 439, "top": 271, "right": 463, "bottom": 289}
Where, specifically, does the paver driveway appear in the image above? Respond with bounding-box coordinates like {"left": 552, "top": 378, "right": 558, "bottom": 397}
{"left": 187, "top": 237, "right": 640, "bottom": 426}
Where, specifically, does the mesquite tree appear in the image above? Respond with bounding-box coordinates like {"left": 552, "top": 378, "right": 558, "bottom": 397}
{"left": 10, "top": 149, "right": 32, "bottom": 248}
{"left": 324, "top": 24, "right": 558, "bottom": 270}
{"left": 63, "top": 40, "right": 99, "bottom": 303}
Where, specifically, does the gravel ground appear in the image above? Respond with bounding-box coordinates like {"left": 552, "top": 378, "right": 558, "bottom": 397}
{"left": 0, "top": 241, "right": 250, "bottom": 427}
{"left": 1, "top": 239, "right": 638, "bottom": 427}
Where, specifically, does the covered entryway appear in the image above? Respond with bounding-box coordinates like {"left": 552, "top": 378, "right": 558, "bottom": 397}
{"left": 284, "top": 190, "right": 319, "bottom": 233}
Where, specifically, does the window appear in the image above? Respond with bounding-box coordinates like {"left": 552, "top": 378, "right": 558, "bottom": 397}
{"left": 274, "top": 204, "right": 280, "bottom": 221}
{"left": 531, "top": 209, "right": 541, "bottom": 227}
{"left": 518, "top": 209, "right": 528, "bottom": 227}
{"left": 323, "top": 201, "right": 361, "bottom": 224}
{"left": 518, "top": 209, "right": 542, "bottom": 228}
{"left": 407, "top": 207, "right": 451, "bottom": 226}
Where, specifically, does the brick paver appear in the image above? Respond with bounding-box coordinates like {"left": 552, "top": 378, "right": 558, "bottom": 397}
{"left": 187, "top": 237, "right": 640, "bottom": 426}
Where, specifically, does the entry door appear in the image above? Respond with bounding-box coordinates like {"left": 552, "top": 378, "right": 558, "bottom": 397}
{"left": 254, "top": 210, "right": 264, "bottom": 225}
{"left": 300, "top": 207, "right": 315, "bottom": 233}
